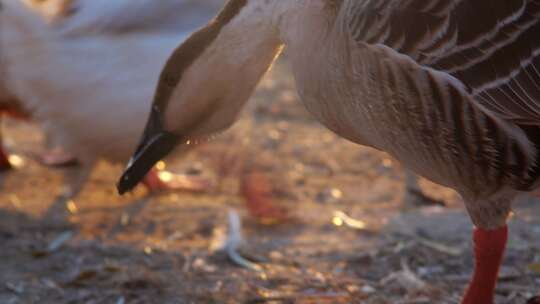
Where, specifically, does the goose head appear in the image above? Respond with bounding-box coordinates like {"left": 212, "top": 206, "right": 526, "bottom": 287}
{"left": 116, "top": 0, "right": 318, "bottom": 194}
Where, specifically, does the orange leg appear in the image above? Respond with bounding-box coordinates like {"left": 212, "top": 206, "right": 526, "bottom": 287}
{"left": 461, "top": 226, "right": 508, "bottom": 304}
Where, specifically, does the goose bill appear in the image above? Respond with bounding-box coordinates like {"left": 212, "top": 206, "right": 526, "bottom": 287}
{"left": 116, "top": 106, "right": 180, "bottom": 194}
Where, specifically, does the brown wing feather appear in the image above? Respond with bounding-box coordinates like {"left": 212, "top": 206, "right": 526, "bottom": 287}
{"left": 344, "top": 0, "right": 540, "bottom": 126}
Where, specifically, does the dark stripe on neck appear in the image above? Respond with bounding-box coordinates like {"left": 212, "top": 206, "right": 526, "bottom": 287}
{"left": 152, "top": 0, "right": 248, "bottom": 110}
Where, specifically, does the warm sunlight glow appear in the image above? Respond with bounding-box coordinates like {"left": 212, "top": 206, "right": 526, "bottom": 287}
{"left": 157, "top": 171, "right": 174, "bottom": 183}
{"left": 332, "top": 211, "right": 367, "bottom": 230}
{"left": 3, "top": 1, "right": 537, "bottom": 301}
{"left": 156, "top": 161, "right": 166, "bottom": 171}
{"left": 332, "top": 216, "right": 344, "bottom": 226}
{"left": 8, "top": 155, "right": 25, "bottom": 168}
{"left": 66, "top": 200, "right": 78, "bottom": 214}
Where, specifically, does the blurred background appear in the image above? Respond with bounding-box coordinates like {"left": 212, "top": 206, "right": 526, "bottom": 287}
{"left": 1, "top": 1, "right": 539, "bottom": 303}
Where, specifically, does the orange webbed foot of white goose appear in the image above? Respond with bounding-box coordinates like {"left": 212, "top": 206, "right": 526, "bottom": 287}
{"left": 39, "top": 147, "right": 79, "bottom": 167}
{"left": 142, "top": 168, "right": 212, "bottom": 193}
{"left": 461, "top": 226, "right": 508, "bottom": 304}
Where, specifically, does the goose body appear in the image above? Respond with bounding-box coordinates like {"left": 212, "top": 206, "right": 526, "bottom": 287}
{"left": 118, "top": 0, "right": 540, "bottom": 302}
{"left": 0, "top": 0, "right": 222, "bottom": 191}
{"left": 283, "top": 1, "right": 540, "bottom": 228}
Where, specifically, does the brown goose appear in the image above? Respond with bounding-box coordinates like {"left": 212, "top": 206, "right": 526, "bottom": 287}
{"left": 117, "top": 1, "right": 540, "bottom": 303}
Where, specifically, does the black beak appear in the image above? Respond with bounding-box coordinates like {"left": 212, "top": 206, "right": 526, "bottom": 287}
{"left": 116, "top": 106, "right": 181, "bottom": 195}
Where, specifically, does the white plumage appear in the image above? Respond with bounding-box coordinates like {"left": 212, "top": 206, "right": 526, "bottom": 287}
{"left": 0, "top": 0, "right": 222, "bottom": 188}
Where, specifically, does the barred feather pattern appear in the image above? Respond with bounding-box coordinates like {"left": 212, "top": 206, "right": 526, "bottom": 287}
{"left": 339, "top": 0, "right": 540, "bottom": 195}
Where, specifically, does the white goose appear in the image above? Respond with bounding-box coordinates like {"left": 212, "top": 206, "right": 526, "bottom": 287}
{"left": 0, "top": 0, "right": 224, "bottom": 195}
{"left": 0, "top": 32, "right": 73, "bottom": 170}
{"left": 118, "top": 1, "right": 540, "bottom": 303}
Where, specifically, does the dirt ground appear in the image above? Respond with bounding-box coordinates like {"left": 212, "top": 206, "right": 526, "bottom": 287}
{"left": 1, "top": 57, "right": 539, "bottom": 304}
